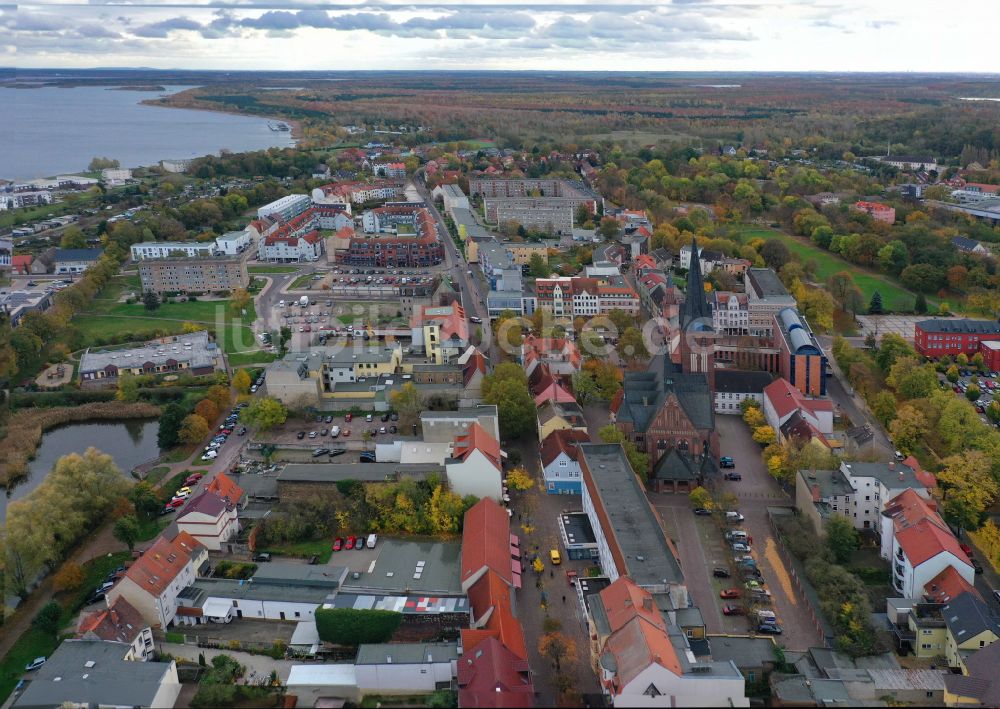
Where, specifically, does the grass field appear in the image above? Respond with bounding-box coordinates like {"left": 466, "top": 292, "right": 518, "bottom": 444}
{"left": 733, "top": 226, "right": 920, "bottom": 312}
{"left": 73, "top": 298, "right": 257, "bottom": 353}
{"left": 228, "top": 350, "right": 278, "bottom": 367}
{"left": 260, "top": 538, "right": 333, "bottom": 565}
{"left": 248, "top": 265, "right": 300, "bottom": 274}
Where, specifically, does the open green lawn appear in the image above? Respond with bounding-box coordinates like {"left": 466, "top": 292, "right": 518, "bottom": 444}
{"left": 73, "top": 298, "right": 257, "bottom": 353}
{"left": 289, "top": 273, "right": 322, "bottom": 289}
{"left": 248, "top": 265, "right": 300, "bottom": 274}
{"left": 228, "top": 350, "right": 278, "bottom": 367}
{"left": 733, "top": 226, "right": 921, "bottom": 312}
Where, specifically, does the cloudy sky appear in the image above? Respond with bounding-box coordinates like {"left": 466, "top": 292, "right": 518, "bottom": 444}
{"left": 2, "top": 0, "right": 997, "bottom": 71}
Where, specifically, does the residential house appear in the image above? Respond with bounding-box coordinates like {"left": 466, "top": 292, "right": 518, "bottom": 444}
{"left": 537, "top": 399, "right": 588, "bottom": 441}
{"left": 175, "top": 490, "right": 240, "bottom": 552}
{"left": 10, "top": 640, "right": 182, "bottom": 709}
{"left": 713, "top": 370, "right": 772, "bottom": 415}
{"left": 952, "top": 236, "right": 989, "bottom": 256}
{"left": 106, "top": 531, "right": 208, "bottom": 629}
{"left": 521, "top": 335, "right": 582, "bottom": 377}
{"left": 445, "top": 422, "right": 504, "bottom": 501}
{"left": 944, "top": 641, "right": 1000, "bottom": 706}
{"left": 10, "top": 254, "right": 32, "bottom": 275}
{"left": 539, "top": 428, "right": 590, "bottom": 494}
{"left": 410, "top": 303, "right": 469, "bottom": 364}
{"left": 854, "top": 201, "right": 896, "bottom": 224}
{"left": 588, "top": 577, "right": 748, "bottom": 708}
{"left": 530, "top": 364, "right": 576, "bottom": 408}
{"left": 54, "top": 247, "right": 103, "bottom": 274}
{"left": 711, "top": 292, "right": 749, "bottom": 336}
{"left": 77, "top": 597, "right": 154, "bottom": 661}
{"left": 762, "top": 377, "right": 834, "bottom": 448}
{"left": 943, "top": 593, "right": 1000, "bottom": 669}
{"left": 459, "top": 348, "right": 488, "bottom": 402}
{"left": 457, "top": 636, "right": 534, "bottom": 708}
{"left": 206, "top": 472, "right": 247, "bottom": 510}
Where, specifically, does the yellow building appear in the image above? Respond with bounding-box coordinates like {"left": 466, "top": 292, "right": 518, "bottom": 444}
{"left": 507, "top": 242, "right": 551, "bottom": 266}
{"left": 943, "top": 594, "right": 1000, "bottom": 670}
{"left": 943, "top": 641, "right": 1000, "bottom": 707}
{"left": 908, "top": 608, "right": 948, "bottom": 659}
{"left": 536, "top": 400, "right": 587, "bottom": 441}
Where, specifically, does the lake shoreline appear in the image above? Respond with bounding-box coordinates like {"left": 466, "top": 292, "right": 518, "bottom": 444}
{"left": 0, "top": 401, "right": 161, "bottom": 488}
{"left": 140, "top": 92, "right": 305, "bottom": 141}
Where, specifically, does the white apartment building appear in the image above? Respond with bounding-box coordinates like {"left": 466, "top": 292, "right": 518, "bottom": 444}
{"left": 712, "top": 292, "right": 749, "bottom": 336}
{"left": 257, "top": 194, "right": 312, "bottom": 222}
{"left": 131, "top": 242, "right": 217, "bottom": 260}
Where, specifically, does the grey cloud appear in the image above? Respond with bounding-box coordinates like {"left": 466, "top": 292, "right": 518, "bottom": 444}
{"left": 132, "top": 17, "right": 203, "bottom": 37}
{"left": 239, "top": 9, "right": 302, "bottom": 28}
{"left": 402, "top": 10, "right": 535, "bottom": 31}
{"left": 77, "top": 23, "right": 122, "bottom": 38}
{"left": 12, "top": 14, "right": 71, "bottom": 31}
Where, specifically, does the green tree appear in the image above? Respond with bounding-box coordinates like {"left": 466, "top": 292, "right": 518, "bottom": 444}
{"left": 389, "top": 382, "right": 424, "bottom": 430}
{"left": 914, "top": 292, "right": 928, "bottom": 314}
{"left": 875, "top": 333, "right": 915, "bottom": 373}
{"left": 571, "top": 371, "right": 600, "bottom": 404}
{"left": 966, "top": 383, "right": 981, "bottom": 402}
{"left": 868, "top": 290, "right": 884, "bottom": 315}
{"left": 129, "top": 482, "right": 162, "bottom": 518}
{"left": 178, "top": 414, "right": 210, "bottom": 445}
{"left": 158, "top": 403, "right": 187, "bottom": 449}
{"left": 232, "top": 369, "right": 252, "bottom": 395}
{"left": 889, "top": 404, "right": 928, "bottom": 453}
{"left": 528, "top": 252, "right": 549, "bottom": 279}
{"left": 241, "top": 396, "right": 288, "bottom": 432}
{"left": 825, "top": 514, "right": 859, "bottom": 564}
{"left": 870, "top": 391, "right": 897, "bottom": 427}
{"left": 598, "top": 216, "right": 620, "bottom": 239}
{"left": 598, "top": 425, "right": 649, "bottom": 479}
{"left": 32, "top": 601, "right": 64, "bottom": 635}
{"left": 957, "top": 353, "right": 969, "bottom": 368}
{"left": 986, "top": 401, "right": 1000, "bottom": 424}
{"left": 59, "top": 226, "right": 87, "bottom": 250}
{"left": 115, "top": 371, "right": 139, "bottom": 403}
{"left": 482, "top": 363, "right": 535, "bottom": 439}
{"left": 760, "top": 239, "right": 792, "bottom": 270}
{"left": 314, "top": 608, "right": 402, "bottom": 645}
{"left": 113, "top": 515, "right": 140, "bottom": 552}
{"left": 753, "top": 425, "right": 776, "bottom": 445}
{"left": 617, "top": 327, "right": 650, "bottom": 363}
{"left": 606, "top": 308, "right": 634, "bottom": 334}
{"left": 142, "top": 290, "right": 160, "bottom": 311}
{"left": 88, "top": 156, "right": 120, "bottom": 171}
{"left": 946, "top": 364, "right": 960, "bottom": 383}
{"left": 886, "top": 357, "right": 937, "bottom": 400}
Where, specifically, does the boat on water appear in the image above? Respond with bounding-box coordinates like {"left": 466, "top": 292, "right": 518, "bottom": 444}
{"left": 267, "top": 121, "right": 291, "bottom": 132}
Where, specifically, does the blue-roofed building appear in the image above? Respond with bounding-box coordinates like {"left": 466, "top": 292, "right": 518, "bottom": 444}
{"left": 775, "top": 307, "right": 827, "bottom": 396}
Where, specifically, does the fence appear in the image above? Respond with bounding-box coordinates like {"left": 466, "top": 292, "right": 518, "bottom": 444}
{"left": 767, "top": 507, "right": 834, "bottom": 647}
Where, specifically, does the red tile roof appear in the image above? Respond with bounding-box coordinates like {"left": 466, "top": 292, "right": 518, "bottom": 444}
{"left": 206, "top": 473, "right": 244, "bottom": 505}
{"left": 539, "top": 428, "right": 590, "bottom": 468}
{"left": 764, "top": 377, "right": 833, "bottom": 420}
{"left": 902, "top": 455, "right": 937, "bottom": 488}
{"left": 461, "top": 498, "right": 513, "bottom": 588}
{"left": 457, "top": 636, "right": 534, "bottom": 708}
{"left": 78, "top": 597, "right": 147, "bottom": 644}
{"left": 924, "top": 565, "right": 981, "bottom": 605}
{"left": 453, "top": 422, "right": 501, "bottom": 470}
{"left": 896, "top": 518, "right": 971, "bottom": 568}
{"left": 122, "top": 531, "right": 204, "bottom": 598}
{"left": 599, "top": 577, "right": 667, "bottom": 635}
{"left": 467, "top": 570, "right": 527, "bottom": 660}
{"left": 463, "top": 350, "right": 488, "bottom": 387}
{"left": 533, "top": 380, "right": 576, "bottom": 408}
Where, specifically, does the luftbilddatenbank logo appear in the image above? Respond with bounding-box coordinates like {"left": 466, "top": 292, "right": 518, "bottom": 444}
{"left": 682, "top": 316, "right": 716, "bottom": 355}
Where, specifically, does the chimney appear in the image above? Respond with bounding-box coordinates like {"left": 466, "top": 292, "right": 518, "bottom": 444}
{"left": 899, "top": 471, "right": 905, "bottom": 481}
{"left": 811, "top": 484, "right": 821, "bottom": 503}
{"left": 643, "top": 597, "right": 653, "bottom": 611}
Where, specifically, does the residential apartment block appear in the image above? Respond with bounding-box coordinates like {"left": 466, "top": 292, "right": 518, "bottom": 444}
{"left": 138, "top": 255, "right": 249, "bottom": 294}
{"left": 745, "top": 268, "right": 797, "bottom": 338}
{"left": 534, "top": 276, "right": 640, "bottom": 317}
{"left": 311, "top": 179, "right": 404, "bottom": 206}
{"left": 914, "top": 318, "right": 1000, "bottom": 357}
{"left": 257, "top": 194, "right": 312, "bottom": 222}
{"left": 854, "top": 200, "right": 896, "bottom": 224}
{"left": 471, "top": 178, "right": 599, "bottom": 236}
{"left": 342, "top": 204, "right": 443, "bottom": 267}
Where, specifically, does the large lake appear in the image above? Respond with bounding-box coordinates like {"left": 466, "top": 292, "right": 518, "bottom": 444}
{"left": 1, "top": 85, "right": 295, "bottom": 181}
{"left": 1, "top": 419, "right": 161, "bottom": 521}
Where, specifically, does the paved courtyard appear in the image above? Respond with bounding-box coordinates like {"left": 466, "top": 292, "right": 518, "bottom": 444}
{"left": 855, "top": 314, "right": 926, "bottom": 340}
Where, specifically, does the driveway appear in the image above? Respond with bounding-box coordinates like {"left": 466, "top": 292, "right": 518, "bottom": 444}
{"left": 712, "top": 415, "right": 826, "bottom": 651}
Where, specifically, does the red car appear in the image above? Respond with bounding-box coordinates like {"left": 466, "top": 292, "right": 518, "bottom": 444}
{"left": 166, "top": 498, "right": 185, "bottom": 508}
{"left": 720, "top": 588, "right": 742, "bottom": 599}
{"left": 332, "top": 537, "right": 343, "bottom": 551}
{"left": 185, "top": 473, "right": 203, "bottom": 482}
{"left": 346, "top": 536, "right": 357, "bottom": 550}
{"left": 184, "top": 475, "right": 202, "bottom": 486}
{"left": 722, "top": 605, "right": 746, "bottom": 616}
{"left": 345, "top": 413, "right": 353, "bottom": 422}
{"left": 960, "top": 543, "right": 973, "bottom": 557}
{"left": 342, "top": 428, "right": 351, "bottom": 437}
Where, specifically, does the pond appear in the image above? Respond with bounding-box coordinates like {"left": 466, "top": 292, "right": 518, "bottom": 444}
{"left": 1, "top": 419, "right": 161, "bottom": 521}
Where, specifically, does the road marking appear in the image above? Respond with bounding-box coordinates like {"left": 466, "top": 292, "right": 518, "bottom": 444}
{"left": 764, "top": 538, "right": 798, "bottom": 607}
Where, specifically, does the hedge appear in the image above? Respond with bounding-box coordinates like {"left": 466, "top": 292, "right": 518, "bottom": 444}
{"left": 314, "top": 608, "right": 402, "bottom": 645}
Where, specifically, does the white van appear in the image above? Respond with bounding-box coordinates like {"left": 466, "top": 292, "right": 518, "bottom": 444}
{"left": 725, "top": 511, "right": 745, "bottom": 522}
{"left": 366, "top": 533, "right": 378, "bottom": 549}
{"left": 330, "top": 425, "right": 341, "bottom": 438}
{"left": 278, "top": 300, "right": 285, "bottom": 308}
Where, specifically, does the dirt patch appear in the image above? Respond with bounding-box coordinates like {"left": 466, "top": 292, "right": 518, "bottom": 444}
{"left": 764, "top": 538, "right": 798, "bottom": 607}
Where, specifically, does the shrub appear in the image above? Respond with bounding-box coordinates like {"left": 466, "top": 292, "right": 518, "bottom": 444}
{"left": 33, "top": 601, "right": 64, "bottom": 635}
{"left": 314, "top": 608, "right": 402, "bottom": 645}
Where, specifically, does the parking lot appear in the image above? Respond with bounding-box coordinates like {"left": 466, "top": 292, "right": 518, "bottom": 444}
{"left": 938, "top": 368, "right": 1000, "bottom": 426}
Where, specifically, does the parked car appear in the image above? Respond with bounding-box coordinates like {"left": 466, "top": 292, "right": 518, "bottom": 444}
{"left": 320, "top": 428, "right": 329, "bottom": 437}
{"left": 390, "top": 412, "right": 399, "bottom": 421}
{"left": 332, "top": 538, "right": 343, "bottom": 551}
{"left": 724, "top": 472, "right": 742, "bottom": 481}
{"left": 308, "top": 431, "right": 318, "bottom": 439}
{"left": 160, "top": 506, "right": 177, "bottom": 516}
{"left": 550, "top": 549, "right": 562, "bottom": 565}
{"left": 720, "top": 588, "right": 742, "bottom": 599}
{"left": 360, "top": 450, "right": 377, "bottom": 463}
{"left": 166, "top": 498, "right": 185, "bottom": 508}
{"left": 329, "top": 448, "right": 346, "bottom": 457}
{"left": 172, "top": 490, "right": 190, "bottom": 500}
{"left": 200, "top": 451, "right": 217, "bottom": 461}
{"left": 725, "top": 511, "right": 745, "bottom": 522}
{"left": 365, "top": 413, "right": 374, "bottom": 422}
{"left": 720, "top": 456, "right": 735, "bottom": 468}
{"left": 24, "top": 657, "right": 47, "bottom": 671}
{"left": 345, "top": 413, "right": 353, "bottom": 422}
{"left": 312, "top": 448, "right": 330, "bottom": 457}
{"left": 252, "top": 553, "right": 272, "bottom": 562}
{"left": 297, "top": 431, "right": 306, "bottom": 439}
{"left": 722, "top": 605, "right": 745, "bottom": 616}
{"left": 346, "top": 536, "right": 357, "bottom": 550}
{"left": 960, "top": 543, "right": 973, "bottom": 556}
{"left": 693, "top": 508, "right": 712, "bottom": 516}
{"left": 713, "top": 568, "right": 731, "bottom": 578}
{"left": 731, "top": 543, "right": 751, "bottom": 553}
{"left": 757, "top": 623, "right": 783, "bottom": 635}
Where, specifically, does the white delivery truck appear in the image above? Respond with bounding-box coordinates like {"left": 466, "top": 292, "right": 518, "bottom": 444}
{"left": 299, "top": 295, "right": 309, "bottom": 307}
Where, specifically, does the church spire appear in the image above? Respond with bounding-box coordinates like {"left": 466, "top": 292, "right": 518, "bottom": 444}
{"left": 681, "top": 236, "right": 712, "bottom": 330}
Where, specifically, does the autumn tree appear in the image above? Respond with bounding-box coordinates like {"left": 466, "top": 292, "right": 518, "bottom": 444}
{"left": 116, "top": 371, "right": 139, "bottom": 403}
{"left": 207, "top": 384, "right": 231, "bottom": 412}
{"left": 389, "top": 382, "right": 424, "bottom": 430}
{"left": 825, "top": 514, "right": 859, "bottom": 564}
{"left": 232, "top": 369, "right": 252, "bottom": 395}
{"left": 539, "top": 632, "right": 577, "bottom": 672}
{"left": 753, "top": 426, "right": 776, "bottom": 445}
{"left": 888, "top": 404, "right": 927, "bottom": 454}
{"left": 195, "top": 399, "right": 219, "bottom": 423}
{"left": 689, "top": 486, "right": 712, "bottom": 510}
{"left": 937, "top": 451, "right": 1000, "bottom": 531}
{"left": 113, "top": 515, "right": 140, "bottom": 552}
{"left": 241, "top": 396, "right": 288, "bottom": 432}
{"left": 179, "top": 414, "right": 210, "bottom": 445}
{"left": 743, "top": 405, "right": 765, "bottom": 428}
{"left": 230, "top": 288, "right": 252, "bottom": 314}
{"left": 870, "top": 391, "right": 897, "bottom": 427}
{"left": 428, "top": 484, "right": 465, "bottom": 534}
{"left": 506, "top": 466, "right": 534, "bottom": 491}
{"left": 53, "top": 561, "right": 85, "bottom": 592}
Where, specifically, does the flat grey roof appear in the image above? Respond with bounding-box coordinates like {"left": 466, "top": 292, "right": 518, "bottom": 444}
{"left": 707, "top": 635, "right": 777, "bottom": 668}
{"left": 13, "top": 640, "right": 173, "bottom": 709}
{"left": 251, "top": 563, "right": 349, "bottom": 588}
{"left": 279, "top": 462, "right": 440, "bottom": 484}
{"left": 341, "top": 539, "right": 463, "bottom": 595}
{"left": 80, "top": 330, "right": 217, "bottom": 374}
{"left": 561, "top": 512, "right": 597, "bottom": 546}
{"left": 184, "top": 578, "right": 331, "bottom": 604}
{"left": 747, "top": 267, "right": 792, "bottom": 299}
{"left": 580, "top": 443, "right": 684, "bottom": 588}
{"left": 355, "top": 641, "right": 459, "bottom": 666}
